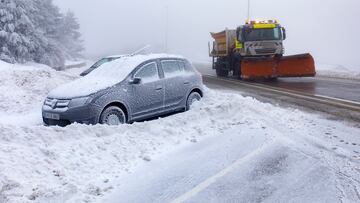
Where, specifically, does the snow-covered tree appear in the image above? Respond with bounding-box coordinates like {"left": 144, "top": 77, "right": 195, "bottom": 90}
{"left": 60, "top": 11, "right": 83, "bottom": 59}
{"left": 32, "top": 0, "right": 66, "bottom": 68}
{"left": 0, "top": 0, "right": 37, "bottom": 63}
{"left": 0, "top": 0, "right": 83, "bottom": 68}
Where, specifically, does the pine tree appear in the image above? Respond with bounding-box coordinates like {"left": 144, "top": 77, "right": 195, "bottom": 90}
{"left": 32, "top": 0, "right": 66, "bottom": 68}
{"left": 61, "top": 11, "right": 83, "bottom": 59}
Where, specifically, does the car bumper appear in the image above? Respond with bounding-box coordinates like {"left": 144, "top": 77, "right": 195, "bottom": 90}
{"left": 42, "top": 104, "right": 100, "bottom": 126}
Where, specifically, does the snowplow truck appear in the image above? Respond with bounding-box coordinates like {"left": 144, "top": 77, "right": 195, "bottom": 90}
{"left": 209, "top": 20, "right": 316, "bottom": 79}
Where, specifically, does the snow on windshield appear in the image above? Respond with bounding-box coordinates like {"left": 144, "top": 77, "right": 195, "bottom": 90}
{"left": 48, "top": 54, "right": 184, "bottom": 98}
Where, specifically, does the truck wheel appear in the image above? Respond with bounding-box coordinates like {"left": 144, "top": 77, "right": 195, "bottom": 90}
{"left": 216, "top": 68, "right": 229, "bottom": 77}
{"left": 100, "top": 106, "right": 126, "bottom": 125}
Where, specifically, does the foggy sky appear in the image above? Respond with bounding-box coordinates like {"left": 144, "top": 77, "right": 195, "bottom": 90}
{"left": 54, "top": 0, "right": 360, "bottom": 69}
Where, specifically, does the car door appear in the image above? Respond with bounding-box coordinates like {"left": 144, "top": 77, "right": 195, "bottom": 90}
{"left": 160, "top": 60, "right": 188, "bottom": 109}
{"left": 129, "top": 61, "right": 165, "bottom": 118}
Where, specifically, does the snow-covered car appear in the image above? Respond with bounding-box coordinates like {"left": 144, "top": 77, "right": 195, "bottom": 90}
{"left": 42, "top": 54, "right": 204, "bottom": 126}
{"left": 80, "top": 55, "right": 124, "bottom": 76}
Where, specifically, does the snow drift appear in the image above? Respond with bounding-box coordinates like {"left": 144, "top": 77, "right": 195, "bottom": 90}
{"left": 0, "top": 60, "right": 76, "bottom": 125}
{"left": 316, "top": 63, "right": 360, "bottom": 80}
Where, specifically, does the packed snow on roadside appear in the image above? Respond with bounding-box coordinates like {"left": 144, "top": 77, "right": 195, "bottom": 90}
{"left": 0, "top": 60, "right": 359, "bottom": 203}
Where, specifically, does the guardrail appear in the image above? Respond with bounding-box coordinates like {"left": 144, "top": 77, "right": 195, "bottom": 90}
{"left": 64, "top": 62, "right": 87, "bottom": 69}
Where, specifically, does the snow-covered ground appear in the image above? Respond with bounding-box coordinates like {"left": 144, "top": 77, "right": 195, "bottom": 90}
{"left": 0, "top": 60, "right": 359, "bottom": 203}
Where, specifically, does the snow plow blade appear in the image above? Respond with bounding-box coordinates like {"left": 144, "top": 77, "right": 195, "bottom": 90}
{"left": 241, "top": 53, "right": 316, "bottom": 79}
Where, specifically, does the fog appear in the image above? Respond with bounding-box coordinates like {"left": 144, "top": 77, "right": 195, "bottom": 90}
{"left": 54, "top": 0, "right": 360, "bottom": 69}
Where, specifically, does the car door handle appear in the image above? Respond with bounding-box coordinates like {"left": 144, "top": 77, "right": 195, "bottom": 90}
{"left": 155, "top": 86, "right": 163, "bottom": 91}
{"left": 184, "top": 81, "right": 190, "bottom": 85}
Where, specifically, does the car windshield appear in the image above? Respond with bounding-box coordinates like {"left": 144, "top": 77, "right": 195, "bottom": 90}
{"left": 244, "top": 28, "right": 282, "bottom": 41}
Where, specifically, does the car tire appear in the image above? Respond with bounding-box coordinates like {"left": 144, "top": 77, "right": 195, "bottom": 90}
{"left": 186, "top": 92, "right": 202, "bottom": 111}
{"left": 100, "top": 106, "right": 126, "bottom": 125}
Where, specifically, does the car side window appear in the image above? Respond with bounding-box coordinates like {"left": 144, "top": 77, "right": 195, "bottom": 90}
{"left": 186, "top": 61, "right": 195, "bottom": 72}
{"left": 161, "top": 60, "right": 183, "bottom": 78}
{"left": 134, "top": 62, "right": 159, "bottom": 83}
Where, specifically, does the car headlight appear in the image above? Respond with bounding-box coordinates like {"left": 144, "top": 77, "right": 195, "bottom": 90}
{"left": 68, "top": 96, "right": 91, "bottom": 108}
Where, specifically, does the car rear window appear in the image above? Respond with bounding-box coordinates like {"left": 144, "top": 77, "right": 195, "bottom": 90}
{"left": 179, "top": 60, "right": 194, "bottom": 73}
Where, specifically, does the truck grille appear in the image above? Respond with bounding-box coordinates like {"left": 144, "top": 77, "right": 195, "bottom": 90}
{"left": 255, "top": 49, "right": 276, "bottom": 54}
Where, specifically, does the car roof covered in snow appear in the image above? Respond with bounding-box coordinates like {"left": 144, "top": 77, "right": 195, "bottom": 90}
{"left": 48, "top": 54, "right": 185, "bottom": 99}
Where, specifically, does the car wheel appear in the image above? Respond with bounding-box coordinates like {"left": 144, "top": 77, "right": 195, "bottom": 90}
{"left": 100, "top": 106, "right": 126, "bottom": 125}
{"left": 186, "top": 92, "right": 202, "bottom": 111}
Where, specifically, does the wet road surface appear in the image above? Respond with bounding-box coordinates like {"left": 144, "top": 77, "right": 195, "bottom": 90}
{"left": 258, "top": 77, "right": 360, "bottom": 102}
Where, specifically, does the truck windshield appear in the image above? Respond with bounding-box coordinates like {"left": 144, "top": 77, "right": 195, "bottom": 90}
{"left": 244, "top": 28, "right": 282, "bottom": 41}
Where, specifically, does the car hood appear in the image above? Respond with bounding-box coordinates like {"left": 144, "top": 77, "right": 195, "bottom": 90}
{"left": 48, "top": 76, "right": 120, "bottom": 99}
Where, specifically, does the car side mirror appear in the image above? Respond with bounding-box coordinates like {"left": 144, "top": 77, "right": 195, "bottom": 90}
{"left": 129, "top": 77, "right": 141, "bottom": 85}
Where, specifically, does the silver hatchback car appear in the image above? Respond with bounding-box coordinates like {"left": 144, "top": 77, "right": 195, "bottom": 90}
{"left": 42, "top": 54, "right": 204, "bottom": 126}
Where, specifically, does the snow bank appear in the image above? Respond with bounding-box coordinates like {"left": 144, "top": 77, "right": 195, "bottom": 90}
{"left": 316, "top": 63, "right": 360, "bottom": 80}
{"left": 49, "top": 54, "right": 184, "bottom": 98}
{"left": 0, "top": 59, "right": 359, "bottom": 203}
{"left": 0, "top": 60, "right": 77, "bottom": 125}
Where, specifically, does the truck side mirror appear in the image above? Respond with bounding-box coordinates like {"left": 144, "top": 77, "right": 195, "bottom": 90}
{"left": 282, "top": 27, "right": 287, "bottom": 40}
